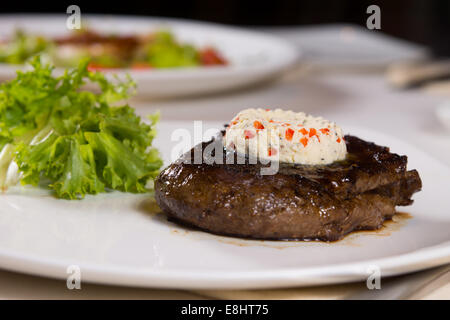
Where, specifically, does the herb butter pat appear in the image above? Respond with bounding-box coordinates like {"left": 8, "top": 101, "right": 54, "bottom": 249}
{"left": 224, "top": 108, "right": 347, "bottom": 165}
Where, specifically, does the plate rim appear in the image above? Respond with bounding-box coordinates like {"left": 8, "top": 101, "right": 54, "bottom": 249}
{"left": 0, "top": 240, "right": 449, "bottom": 289}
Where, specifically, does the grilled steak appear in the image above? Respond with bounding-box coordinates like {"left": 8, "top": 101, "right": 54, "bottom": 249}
{"left": 155, "top": 135, "right": 422, "bottom": 241}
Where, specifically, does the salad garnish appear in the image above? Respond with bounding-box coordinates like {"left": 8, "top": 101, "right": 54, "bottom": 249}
{"left": 0, "top": 57, "right": 162, "bottom": 199}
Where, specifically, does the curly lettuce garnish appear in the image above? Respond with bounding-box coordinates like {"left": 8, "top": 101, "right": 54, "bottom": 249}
{"left": 0, "top": 57, "right": 162, "bottom": 199}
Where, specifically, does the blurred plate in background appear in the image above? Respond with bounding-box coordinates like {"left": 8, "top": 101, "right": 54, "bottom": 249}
{"left": 265, "top": 24, "right": 428, "bottom": 69}
{"left": 0, "top": 14, "right": 299, "bottom": 98}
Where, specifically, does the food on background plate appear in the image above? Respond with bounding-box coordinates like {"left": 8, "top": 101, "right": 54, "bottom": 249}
{"left": 0, "top": 29, "right": 227, "bottom": 70}
{"left": 0, "top": 30, "right": 51, "bottom": 65}
{"left": 155, "top": 108, "right": 422, "bottom": 241}
{"left": 0, "top": 57, "right": 162, "bottom": 199}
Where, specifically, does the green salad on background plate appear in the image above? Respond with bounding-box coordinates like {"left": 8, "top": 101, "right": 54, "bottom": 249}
{"left": 0, "top": 29, "right": 227, "bottom": 71}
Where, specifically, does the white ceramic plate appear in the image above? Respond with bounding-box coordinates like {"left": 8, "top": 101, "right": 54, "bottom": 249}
{"left": 0, "top": 120, "right": 450, "bottom": 290}
{"left": 265, "top": 24, "right": 428, "bottom": 68}
{"left": 0, "top": 14, "right": 299, "bottom": 98}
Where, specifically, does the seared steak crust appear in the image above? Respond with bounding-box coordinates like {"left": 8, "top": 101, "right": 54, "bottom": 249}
{"left": 155, "top": 135, "right": 422, "bottom": 241}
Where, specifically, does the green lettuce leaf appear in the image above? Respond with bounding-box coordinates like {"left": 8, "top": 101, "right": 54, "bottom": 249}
{"left": 0, "top": 56, "right": 162, "bottom": 199}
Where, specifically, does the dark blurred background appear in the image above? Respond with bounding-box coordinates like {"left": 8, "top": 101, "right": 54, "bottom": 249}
{"left": 1, "top": 0, "right": 449, "bottom": 55}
